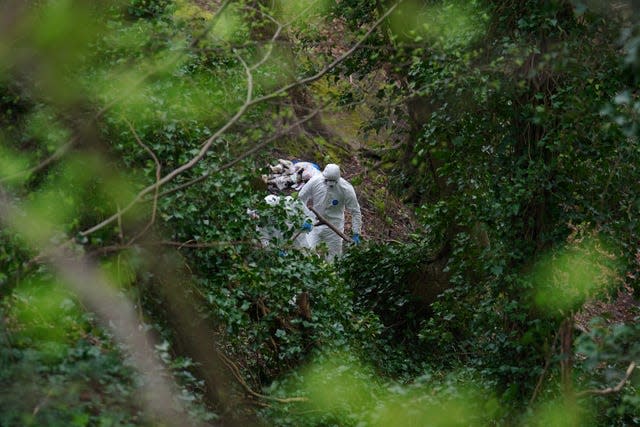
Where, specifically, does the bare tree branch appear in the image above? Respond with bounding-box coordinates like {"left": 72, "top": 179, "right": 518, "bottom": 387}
{"left": 88, "top": 239, "right": 261, "bottom": 257}
{"left": 116, "top": 202, "right": 124, "bottom": 243}
{"left": 249, "top": 19, "right": 283, "bottom": 72}
{"left": 32, "top": 390, "right": 53, "bottom": 417}
{"left": 0, "top": 136, "right": 76, "bottom": 183}
{"left": 78, "top": 52, "right": 255, "bottom": 238}
{"left": 529, "top": 330, "right": 560, "bottom": 406}
{"left": 124, "top": 118, "right": 162, "bottom": 244}
{"left": 577, "top": 361, "right": 637, "bottom": 397}
{"left": 156, "top": 99, "right": 330, "bottom": 198}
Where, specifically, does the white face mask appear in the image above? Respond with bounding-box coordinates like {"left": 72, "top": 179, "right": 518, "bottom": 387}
{"left": 325, "top": 179, "right": 337, "bottom": 188}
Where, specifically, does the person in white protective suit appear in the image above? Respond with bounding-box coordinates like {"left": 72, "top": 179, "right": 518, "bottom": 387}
{"left": 257, "top": 194, "right": 313, "bottom": 249}
{"left": 298, "top": 163, "right": 362, "bottom": 261}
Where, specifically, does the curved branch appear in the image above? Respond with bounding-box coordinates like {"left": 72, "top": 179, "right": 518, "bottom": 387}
{"left": 79, "top": 53, "right": 255, "bottom": 238}
{"left": 87, "top": 239, "right": 261, "bottom": 257}
{"left": 156, "top": 99, "right": 329, "bottom": 198}
{"left": 576, "top": 361, "right": 637, "bottom": 397}
{"left": 250, "top": 20, "right": 283, "bottom": 71}
{"left": 216, "top": 348, "right": 308, "bottom": 404}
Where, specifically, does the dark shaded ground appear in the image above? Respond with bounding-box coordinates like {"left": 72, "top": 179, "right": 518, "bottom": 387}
{"left": 340, "top": 154, "right": 418, "bottom": 243}
{"left": 576, "top": 283, "right": 640, "bottom": 330}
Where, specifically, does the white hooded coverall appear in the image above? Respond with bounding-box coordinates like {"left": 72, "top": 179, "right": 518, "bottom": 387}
{"left": 298, "top": 165, "right": 362, "bottom": 261}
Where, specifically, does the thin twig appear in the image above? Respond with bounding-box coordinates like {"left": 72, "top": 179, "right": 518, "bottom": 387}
{"left": 116, "top": 203, "right": 124, "bottom": 243}
{"left": 600, "top": 152, "right": 622, "bottom": 216}
{"left": 382, "top": 239, "right": 403, "bottom": 244}
{"left": 188, "top": 0, "right": 232, "bottom": 49}
{"left": 86, "top": 239, "right": 260, "bottom": 257}
{"left": 529, "top": 329, "right": 560, "bottom": 406}
{"left": 124, "top": 118, "right": 162, "bottom": 244}
{"left": 162, "top": 240, "right": 257, "bottom": 249}
{"left": 245, "top": 0, "right": 322, "bottom": 72}
{"left": 0, "top": 313, "right": 15, "bottom": 362}
{"left": 0, "top": 137, "right": 76, "bottom": 183}
{"left": 32, "top": 390, "right": 53, "bottom": 416}
{"left": 245, "top": 7, "right": 283, "bottom": 72}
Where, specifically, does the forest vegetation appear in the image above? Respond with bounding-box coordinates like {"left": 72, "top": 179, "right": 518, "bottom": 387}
{"left": 2, "top": 0, "right": 640, "bottom": 426}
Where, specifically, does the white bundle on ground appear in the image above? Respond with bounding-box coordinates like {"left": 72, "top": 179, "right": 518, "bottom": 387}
{"left": 263, "top": 159, "right": 321, "bottom": 192}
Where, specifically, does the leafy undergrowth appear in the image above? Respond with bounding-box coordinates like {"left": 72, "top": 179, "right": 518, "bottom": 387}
{"left": 3, "top": 1, "right": 640, "bottom": 426}
{"left": 1, "top": 278, "right": 146, "bottom": 427}
{"left": 1, "top": 261, "right": 218, "bottom": 426}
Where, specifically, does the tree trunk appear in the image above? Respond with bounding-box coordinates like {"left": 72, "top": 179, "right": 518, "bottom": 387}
{"left": 560, "top": 315, "right": 575, "bottom": 399}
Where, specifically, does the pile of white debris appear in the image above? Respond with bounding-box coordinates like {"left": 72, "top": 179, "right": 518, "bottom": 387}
{"left": 263, "top": 159, "right": 321, "bottom": 192}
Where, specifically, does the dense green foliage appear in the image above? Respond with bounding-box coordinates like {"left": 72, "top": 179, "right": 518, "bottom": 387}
{"left": 2, "top": 0, "right": 640, "bottom": 426}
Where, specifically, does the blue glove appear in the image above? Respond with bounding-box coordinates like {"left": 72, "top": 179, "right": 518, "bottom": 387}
{"left": 301, "top": 221, "right": 313, "bottom": 231}
{"left": 352, "top": 233, "right": 361, "bottom": 245}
